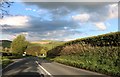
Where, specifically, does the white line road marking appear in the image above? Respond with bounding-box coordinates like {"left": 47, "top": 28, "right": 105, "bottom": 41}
{"left": 35, "top": 61, "right": 53, "bottom": 77}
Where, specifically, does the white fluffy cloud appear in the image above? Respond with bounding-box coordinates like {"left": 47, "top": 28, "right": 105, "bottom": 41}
{"left": 71, "top": 3, "right": 118, "bottom": 30}
{"left": 0, "top": 16, "right": 30, "bottom": 28}
{"left": 72, "top": 13, "right": 90, "bottom": 22}
{"left": 72, "top": 13, "right": 107, "bottom": 30}
{"left": 94, "top": 22, "right": 106, "bottom": 30}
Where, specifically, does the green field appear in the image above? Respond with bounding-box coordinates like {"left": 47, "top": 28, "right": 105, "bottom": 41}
{"left": 30, "top": 40, "right": 64, "bottom": 50}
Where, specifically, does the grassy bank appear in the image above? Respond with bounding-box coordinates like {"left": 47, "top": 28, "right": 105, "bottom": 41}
{"left": 48, "top": 46, "right": 120, "bottom": 76}
{"left": 47, "top": 32, "right": 120, "bottom": 76}
{"left": 53, "top": 55, "right": 119, "bottom": 76}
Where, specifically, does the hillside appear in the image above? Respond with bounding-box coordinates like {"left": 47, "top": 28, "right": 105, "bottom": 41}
{"left": 48, "top": 32, "right": 120, "bottom": 56}
{"left": 1, "top": 40, "right": 12, "bottom": 48}
{"left": 30, "top": 40, "right": 65, "bottom": 50}
{"left": 65, "top": 32, "right": 120, "bottom": 46}
{"left": 47, "top": 32, "right": 120, "bottom": 76}
{"left": 31, "top": 40, "right": 64, "bottom": 44}
{"left": 31, "top": 40, "right": 50, "bottom": 44}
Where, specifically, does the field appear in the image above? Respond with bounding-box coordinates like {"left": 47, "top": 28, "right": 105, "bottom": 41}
{"left": 30, "top": 40, "right": 64, "bottom": 50}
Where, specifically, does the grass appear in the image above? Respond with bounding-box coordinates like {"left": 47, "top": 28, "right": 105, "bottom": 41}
{"left": 47, "top": 32, "right": 120, "bottom": 77}
{"left": 53, "top": 54, "right": 120, "bottom": 76}
{"left": 30, "top": 41, "right": 64, "bottom": 51}
{"left": 1, "top": 52, "right": 28, "bottom": 69}
{"left": 1, "top": 56, "right": 13, "bottom": 68}
{"left": 1, "top": 55, "right": 29, "bottom": 68}
{"left": 48, "top": 45, "right": 120, "bottom": 76}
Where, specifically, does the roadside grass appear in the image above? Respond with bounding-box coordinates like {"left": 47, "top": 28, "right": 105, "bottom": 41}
{"left": 48, "top": 46, "right": 120, "bottom": 76}
{"left": 5, "top": 55, "right": 25, "bottom": 59}
{"left": 1, "top": 53, "right": 30, "bottom": 69}
{"left": 53, "top": 55, "right": 120, "bottom": 76}
{"left": 2, "top": 57, "right": 13, "bottom": 68}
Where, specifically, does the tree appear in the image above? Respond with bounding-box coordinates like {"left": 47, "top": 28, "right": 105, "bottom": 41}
{"left": 25, "top": 46, "right": 47, "bottom": 56}
{"left": 25, "top": 46, "right": 43, "bottom": 56}
{"left": 11, "top": 35, "right": 29, "bottom": 54}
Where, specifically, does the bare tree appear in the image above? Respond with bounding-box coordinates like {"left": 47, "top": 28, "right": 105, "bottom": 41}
{"left": 0, "top": 0, "right": 14, "bottom": 18}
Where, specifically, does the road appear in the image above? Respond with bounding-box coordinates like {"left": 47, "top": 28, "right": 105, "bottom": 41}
{"left": 2, "top": 57, "right": 108, "bottom": 77}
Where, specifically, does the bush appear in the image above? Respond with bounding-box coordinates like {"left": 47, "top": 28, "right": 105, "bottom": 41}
{"left": 65, "top": 32, "right": 120, "bottom": 47}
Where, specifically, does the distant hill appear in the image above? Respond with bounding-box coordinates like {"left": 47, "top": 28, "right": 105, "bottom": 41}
{"left": 30, "top": 40, "right": 65, "bottom": 50}
{"left": 1, "top": 40, "right": 12, "bottom": 48}
{"left": 31, "top": 40, "right": 64, "bottom": 45}
{"left": 31, "top": 41, "right": 50, "bottom": 44}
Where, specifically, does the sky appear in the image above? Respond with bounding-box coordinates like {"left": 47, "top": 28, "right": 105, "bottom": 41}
{"left": 0, "top": 0, "right": 119, "bottom": 41}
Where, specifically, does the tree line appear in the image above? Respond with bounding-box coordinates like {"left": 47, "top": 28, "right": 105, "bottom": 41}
{"left": 3, "top": 35, "right": 47, "bottom": 57}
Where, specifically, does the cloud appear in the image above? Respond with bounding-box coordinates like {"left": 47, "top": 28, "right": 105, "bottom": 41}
{"left": 2, "top": 15, "right": 81, "bottom": 41}
{"left": 94, "top": 22, "right": 106, "bottom": 30}
{"left": 2, "top": 2, "right": 118, "bottom": 41}
{"left": 0, "top": 16, "right": 30, "bottom": 28}
{"left": 24, "top": 2, "right": 118, "bottom": 28}
{"left": 108, "top": 4, "right": 118, "bottom": 19}
{"left": 72, "top": 13, "right": 90, "bottom": 22}
{"left": 24, "top": 2, "right": 110, "bottom": 10}
{"left": 24, "top": 2, "right": 111, "bottom": 17}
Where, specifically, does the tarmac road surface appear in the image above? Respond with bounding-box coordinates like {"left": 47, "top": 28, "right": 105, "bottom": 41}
{"left": 2, "top": 57, "right": 109, "bottom": 77}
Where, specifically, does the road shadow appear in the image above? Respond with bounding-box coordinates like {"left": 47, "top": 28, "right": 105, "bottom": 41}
{"left": 36, "top": 57, "right": 53, "bottom": 64}
{"left": 2, "top": 72, "right": 44, "bottom": 77}
{"left": 2, "top": 58, "right": 31, "bottom": 74}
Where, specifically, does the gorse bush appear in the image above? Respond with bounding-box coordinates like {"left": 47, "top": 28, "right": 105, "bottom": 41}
{"left": 65, "top": 32, "right": 120, "bottom": 47}
{"left": 60, "top": 43, "right": 92, "bottom": 55}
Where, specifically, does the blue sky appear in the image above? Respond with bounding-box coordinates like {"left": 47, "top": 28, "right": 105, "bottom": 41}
{"left": 0, "top": 1, "right": 118, "bottom": 41}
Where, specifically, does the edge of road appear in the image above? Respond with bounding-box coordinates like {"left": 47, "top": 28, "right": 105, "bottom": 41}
{"left": 52, "top": 62, "right": 110, "bottom": 77}
{"left": 35, "top": 61, "right": 54, "bottom": 77}
{"left": 2, "top": 57, "right": 29, "bottom": 72}
{"left": 37, "top": 59, "right": 110, "bottom": 77}
{"left": 1, "top": 57, "right": 111, "bottom": 77}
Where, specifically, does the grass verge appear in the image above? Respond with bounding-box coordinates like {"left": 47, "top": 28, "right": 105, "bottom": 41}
{"left": 51, "top": 55, "right": 120, "bottom": 77}
{"left": 2, "top": 57, "right": 13, "bottom": 68}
